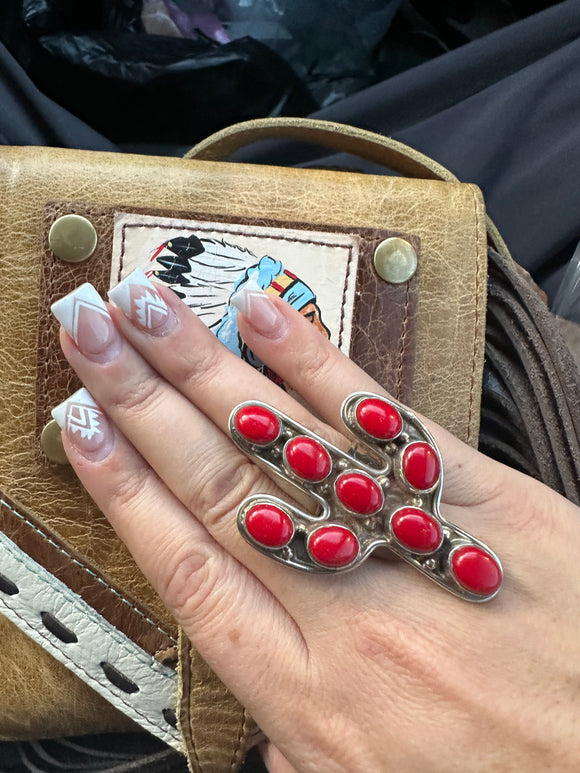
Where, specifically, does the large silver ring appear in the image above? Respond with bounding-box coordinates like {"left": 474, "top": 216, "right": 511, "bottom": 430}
{"left": 229, "top": 392, "right": 502, "bottom": 602}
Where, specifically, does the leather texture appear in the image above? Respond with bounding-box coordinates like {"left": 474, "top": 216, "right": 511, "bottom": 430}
{"left": 185, "top": 116, "right": 510, "bottom": 265}
{"left": 0, "top": 132, "right": 487, "bottom": 769}
{"left": 38, "top": 203, "right": 421, "bottom": 416}
{"left": 480, "top": 250, "right": 580, "bottom": 504}
{"left": 0, "top": 529, "right": 181, "bottom": 750}
{"left": 0, "top": 494, "right": 176, "bottom": 656}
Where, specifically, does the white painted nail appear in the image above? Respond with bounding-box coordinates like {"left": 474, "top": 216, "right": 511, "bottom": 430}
{"left": 52, "top": 388, "right": 113, "bottom": 459}
{"left": 108, "top": 268, "right": 170, "bottom": 331}
{"left": 51, "top": 283, "right": 116, "bottom": 357}
{"left": 230, "top": 278, "right": 264, "bottom": 315}
{"left": 230, "top": 279, "right": 287, "bottom": 338}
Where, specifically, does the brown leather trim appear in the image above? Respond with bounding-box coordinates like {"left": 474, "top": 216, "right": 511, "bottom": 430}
{"left": 0, "top": 492, "right": 177, "bottom": 656}
{"left": 178, "top": 629, "right": 260, "bottom": 773}
{"left": 37, "top": 202, "right": 420, "bottom": 437}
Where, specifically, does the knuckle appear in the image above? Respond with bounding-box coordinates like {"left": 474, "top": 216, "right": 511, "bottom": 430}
{"left": 110, "top": 464, "right": 152, "bottom": 513}
{"left": 109, "top": 372, "right": 166, "bottom": 421}
{"left": 156, "top": 542, "right": 222, "bottom": 623}
{"left": 187, "top": 456, "right": 264, "bottom": 532}
{"left": 295, "top": 339, "right": 334, "bottom": 391}
{"left": 171, "top": 343, "right": 225, "bottom": 395}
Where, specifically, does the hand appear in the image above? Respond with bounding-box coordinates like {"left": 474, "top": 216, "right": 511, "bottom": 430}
{"left": 52, "top": 275, "right": 580, "bottom": 772}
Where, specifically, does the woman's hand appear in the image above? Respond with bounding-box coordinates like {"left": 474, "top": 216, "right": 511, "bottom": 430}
{"left": 52, "top": 275, "right": 580, "bottom": 773}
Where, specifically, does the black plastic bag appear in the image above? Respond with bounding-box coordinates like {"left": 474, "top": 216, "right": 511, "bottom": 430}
{"left": 0, "top": 0, "right": 315, "bottom": 145}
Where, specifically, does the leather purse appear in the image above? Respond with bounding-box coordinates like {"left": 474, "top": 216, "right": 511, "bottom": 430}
{"left": 0, "top": 117, "right": 577, "bottom": 772}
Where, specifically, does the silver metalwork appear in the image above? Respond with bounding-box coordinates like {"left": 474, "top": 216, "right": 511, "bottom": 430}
{"left": 230, "top": 392, "right": 502, "bottom": 602}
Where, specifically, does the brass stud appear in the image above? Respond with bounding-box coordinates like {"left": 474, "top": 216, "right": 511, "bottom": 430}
{"left": 373, "top": 238, "right": 417, "bottom": 284}
{"left": 49, "top": 214, "right": 98, "bottom": 263}
{"left": 40, "top": 420, "right": 69, "bottom": 465}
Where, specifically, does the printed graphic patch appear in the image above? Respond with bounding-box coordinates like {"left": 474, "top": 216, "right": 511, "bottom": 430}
{"left": 111, "top": 214, "right": 359, "bottom": 378}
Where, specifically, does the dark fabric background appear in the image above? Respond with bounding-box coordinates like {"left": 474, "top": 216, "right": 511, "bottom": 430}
{"left": 0, "top": 1, "right": 578, "bottom": 770}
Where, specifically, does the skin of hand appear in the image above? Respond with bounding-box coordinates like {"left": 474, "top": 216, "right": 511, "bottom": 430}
{"left": 54, "top": 281, "right": 580, "bottom": 773}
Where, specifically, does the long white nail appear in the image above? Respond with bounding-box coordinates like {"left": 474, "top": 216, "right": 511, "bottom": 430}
{"left": 108, "top": 268, "right": 171, "bottom": 332}
{"left": 51, "top": 283, "right": 117, "bottom": 357}
{"left": 230, "top": 279, "right": 287, "bottom": 338}
{"left": 230, "top": 278, "right": 264, "bottom": 315}
{"left": 52, "top": 388, "right": 113, "bottom": 459}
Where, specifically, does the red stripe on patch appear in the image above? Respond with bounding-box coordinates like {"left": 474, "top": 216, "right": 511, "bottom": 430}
{"left": 150, "top": 243, "right": 166, "bottom": 261}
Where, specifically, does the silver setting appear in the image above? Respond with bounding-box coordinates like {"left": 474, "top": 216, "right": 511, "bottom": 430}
{"left": 229, "top": 393, "right": 503, "bottom": 602}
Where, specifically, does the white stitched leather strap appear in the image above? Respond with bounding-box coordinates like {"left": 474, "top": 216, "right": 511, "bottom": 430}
{"left": 0, "top": 531, "right": 182, "bottom": 751}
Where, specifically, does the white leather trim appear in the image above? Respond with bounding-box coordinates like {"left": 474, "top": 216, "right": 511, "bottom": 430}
{"left": 0, "top": 531, "right": 182, "bottom": 751}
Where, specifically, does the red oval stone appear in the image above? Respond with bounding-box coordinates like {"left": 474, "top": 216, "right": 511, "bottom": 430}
{"left": 284, "top": 437, "right": 331, "bottom": 481}
{"left": 451, "top": 546, "right": 502, "bottom": 596}
{"left": 234, "top": 405, "right": 280, "bottom": 445}
{"left": 308, "top": 525, "right": 359, "bottom": 567}
{"left": 402, "top": 442, "right": 440, "bottom": 490}
{"left": 245, "top": 504, "right": 294, "bottom": 549}
{"left": 355, "top": 398, "right": 403, "bottom": 440}
{"left": 391, "top": 507, "right": 442, "bottom": 553}
{"left": 335, "top": 472, "right": 383, "bottom": 515}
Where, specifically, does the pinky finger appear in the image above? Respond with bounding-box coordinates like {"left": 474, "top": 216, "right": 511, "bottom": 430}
{"left": 53, "top": 388, "right": 308, "bottom": 712}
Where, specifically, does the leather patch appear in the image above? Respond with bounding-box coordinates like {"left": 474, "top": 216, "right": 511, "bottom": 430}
{"left": 0, "top": 493, "right": 177, "bottom": 656}
{"left": 37, "top": 203, "right": 419, "bottom": 438}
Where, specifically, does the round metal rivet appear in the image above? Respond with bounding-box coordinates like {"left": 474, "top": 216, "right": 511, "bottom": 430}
{"left": 49, "top": 215, "right": 98, "bottom": 263}
{"left": 373, "top": 237, "right": 417, "bottom": 284}
{"left": 40, "top": 420, "right": 69, "bottom": 465}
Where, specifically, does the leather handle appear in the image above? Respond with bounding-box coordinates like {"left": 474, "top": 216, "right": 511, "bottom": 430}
{"left": 186, "top": 117, "right": 511, "bottom": 262}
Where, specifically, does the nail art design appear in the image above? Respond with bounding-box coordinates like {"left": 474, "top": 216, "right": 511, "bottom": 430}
{"left": 108, "top": 268, "right": 169, "bottom": 330}
{"left": 230, "top": 277, "right": 264, "bottom": 316}
{"left": 51, "top": 283, "right": 111, "bottom": 348}
{"left": 52, "top": 388, "right": 103, "bottom": 441}
{"left": 230, "top": 279, "right": 288, "bottom": 337}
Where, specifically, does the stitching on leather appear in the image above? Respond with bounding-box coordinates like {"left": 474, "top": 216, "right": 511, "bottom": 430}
{"left": 229, "top": 708, "right": 251, "bottom": 772}
{"left": 466, "top": 187, "right": 483, "bottom": 443}
{"left": 0, "top": 594, "right": 172, "bottom": 737}
{"left": 188, "top": 645, "right": 202, "bottom": 773}
{"left": 0, "top": 535, "right": 175, "bottom": 679}
{"left": 395, "top": 282, "right": 410, "bottom": 401}
{"left": 38, "top": 239, "right": 57, "bottom": 447}
{"left": 0, "top": 497, "right": 176, "bottom": 643}
{"left": 120, "top": 221, "right": 358, "bottom": 255}
{"left": 0, "top": 547, "right": 178, "bottom": 739}
{"left": 337, "top": 245, "right": 355, "bottom": 350}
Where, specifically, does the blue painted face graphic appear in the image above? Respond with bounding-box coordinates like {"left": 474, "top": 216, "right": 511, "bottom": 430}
{"left": 151, "top": 234, "right": 330, "bottom": 382}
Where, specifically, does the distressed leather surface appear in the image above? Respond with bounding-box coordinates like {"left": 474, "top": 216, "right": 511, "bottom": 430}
{"left": 0, "top": 146, "right": 487, "bottom": 764}
{"left": 37, "top": 203, "right": 420, "bottom": 428}
{"left": 480, "top": 250, "right": 580, "bottom": 504}
{"left": 0, "top": 494, "right": 176, "bottom": 655}
{"left": 186, "top": 115, "right": 509, "bottom": 263}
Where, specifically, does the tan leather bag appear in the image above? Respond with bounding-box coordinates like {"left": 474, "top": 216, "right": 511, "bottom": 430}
{"left": 0, "top": 118, "right": 506, "bottom": 771}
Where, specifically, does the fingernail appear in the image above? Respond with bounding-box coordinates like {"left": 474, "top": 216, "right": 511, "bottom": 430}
{"left": 51, "top": 283, "right": 121, "bottom": 361}
{"left": 108, "top": 268, "right": 176, "bottom": 335}
{"left": 51, "top": 387, "right": 114, "bottom": 461}
{"left": 230, "top": 279, "right": 288, "bottom": 338}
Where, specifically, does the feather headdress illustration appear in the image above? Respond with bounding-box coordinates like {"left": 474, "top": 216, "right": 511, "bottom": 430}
{"left": 149, "top": 234, "right": 330, "bottom": 374}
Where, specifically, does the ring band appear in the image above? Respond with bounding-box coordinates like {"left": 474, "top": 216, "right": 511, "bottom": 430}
{"left": 229, "top": 392, "right": 502, "bottom": 602}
